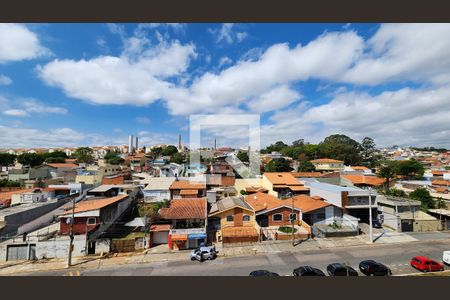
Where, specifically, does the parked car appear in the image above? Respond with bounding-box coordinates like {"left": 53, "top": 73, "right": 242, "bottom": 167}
{"left": 249, "top": 270, "right": 280, "bottom": 276}
{"left": 372, "top": 220, "right": 382, "bottom": 228}
{"left": 327, "top": 263, "right": 359, "bottom": 276}
{"left": 443, "top": 251, "right": 450, "bottom": 266}
{"left": 359, "top": 260, "right": 391, "bottom": 276}
{"left": 293, "top": 266, "right": 325, "bottom": 276}
{"left": 410, "top": 256, "right": 444, "bottom": 272}
{"left": 189, "top": 245, "right": 217, "bottom": 262}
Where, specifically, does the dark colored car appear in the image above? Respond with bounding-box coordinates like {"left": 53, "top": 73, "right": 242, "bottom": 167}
{"left": 326, "top": 263, "right": 359, "bottom": 276}
{"left": 293, "top": 266, "right": 326, "bottom": 276}
{"left": 249, "top": 270, "right": 280, "bottom": 277}
{"left": 359, "top": 260, "right": 391, "bottom": 276}
{"left": 372, "top": 220, "right": 382, "bottom": 228}
{"left": 410, "top": 256, "right": 444, "bottom": 272}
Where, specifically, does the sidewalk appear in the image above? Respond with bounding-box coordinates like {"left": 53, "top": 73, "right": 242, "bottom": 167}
{"left": 1, "top": 231, "right": 449, "bottom": 275}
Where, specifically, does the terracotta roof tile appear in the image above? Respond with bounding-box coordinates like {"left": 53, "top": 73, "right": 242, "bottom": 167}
{"left": 343, "top": 175, "right": 386, "bottom": 186}
{"left": 291, "top": 195, "right": 332, "bottom": 213}
{"left": 222, "top": 226, "right": 258, "bottom": 237}
{"left": 159, "top": 198, "right": 206, "bottom": 220}
{"left": 310, "top": 158, "right": 344, "bottom": 164}
{"left": 59, "top": 195, "right": 128, "bottom": 215}
{"left": 150, "top": 224, "right": 171, "bottom": 232}
{"left": 263, "top": 172, "right": 301, "bottom": 185}
{"left": 169, "top": 180, "right": 206, "bottom": 190}
{"left": 46, "top": 163, "right": 79, "bottom": 169}
{"left": 291, "top": 172, "right": 325, "bottom": 178}
{"left": 432, "top": 180, "right": 450, "bottom": 186}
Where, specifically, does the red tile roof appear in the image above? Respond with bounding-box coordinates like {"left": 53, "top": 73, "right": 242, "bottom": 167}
{"left": 310, "top": 158, "right": 343, "bottom": 164}
{"left": 150, "top": 224, "right": 171, "bottom": 232}
{"left": 59, "top": 195, "right": 128, "bottom": 215}
{"left": 432, "top": 180, "right": 450, "bottom": 186}
{"left": 46, "top": 163, "right": 79, "bottom": 169}
{"left": 159, "top": 198, "right": 206, "bottom": 220}
{"left": 291, "top": 195, "right": 333, "bottom": 213}
{"left": 264, "top": 172, "right": 302, "bottom": 185}
{"left": 343, "top": 175, "right": 386, "bottom": 186}
{"left": 169, "top": 180, "right": 206, "bottom": 190}
{"left": 291, "top": 172, "right": 325, "bottom": 178}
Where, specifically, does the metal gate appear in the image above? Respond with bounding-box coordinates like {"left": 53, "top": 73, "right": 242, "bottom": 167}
{"left": 401, "top": 220, "right": 414, "bottom": 232}
{"left": 6, "top": 244, "right": 36, "bottom": 261}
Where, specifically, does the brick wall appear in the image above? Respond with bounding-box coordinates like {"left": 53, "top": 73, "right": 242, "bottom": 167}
{"left": 268, "top": 207, "right": 298, "bottom": 227}
{"left": 102, "top": 176, "right": 124, "bottom": 185}
{"left": 59, "top": 216, "right": 100, "bottom": 235}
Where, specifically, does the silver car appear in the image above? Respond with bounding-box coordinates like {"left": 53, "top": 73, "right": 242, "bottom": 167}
{"left": 189, "top": 246, "right": 217, "bottom": 262}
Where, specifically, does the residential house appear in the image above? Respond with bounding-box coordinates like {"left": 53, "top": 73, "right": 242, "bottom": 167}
{"left": 431, "top": 179, "right": 449, "bottom": 194}
{"left": 262, "top": 172, "right": 310, "bottom": 198}
{"left": 306, "top": 181, "right": 377, "bottom": 223}
{"left": 158, "top": 198, "right": 207, "bottom": 250}
{"left": 343, "top": 166, "right": 374, "bottom": 175}
{"left": 169, "top": 180, "right": 206, "bottom": 199}
{"left": 87, "top": 184, "right": 137, "bottom": 198}
{"left": 341, "top": 174, "right": 386, "bottom": 189}
{"left": 42, "top": 163, "right": 80, "bottom": 183}
{"left": 208, "top": 196, "right": 259, "bottom": 244}
{"left": 377, "top": 195, "right": 441, "bottom": 232}
{"left": 310, "top": 158, "right": 345, "bottom": 172}
{"left": 7, "top": 166, "right": 50, "bottom": 182}
{"left": 142, "top": 177, "right": 175, "bottom": 202}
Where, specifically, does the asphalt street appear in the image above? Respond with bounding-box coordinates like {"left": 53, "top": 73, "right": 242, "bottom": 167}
{"left": 18, "top": 239, "right": 450, "bottom": 276}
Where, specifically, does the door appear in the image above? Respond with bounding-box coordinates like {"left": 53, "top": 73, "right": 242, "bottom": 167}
{"left": 153, "top": 231, "right": 169, "bottom": 244}
{"left": 401, "top": 220, "right": 413, "bottom": 232}
{"left": 87, "top": 241, "right": 96, "bottom": 254}
{"left": 6, "top": 244, "right": 29, "bottom": 261}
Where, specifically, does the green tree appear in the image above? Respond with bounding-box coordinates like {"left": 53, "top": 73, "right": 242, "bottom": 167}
{"left": 240, "top": 189, "right": 248, "bottom": 195}
{"left": 264, "top": 158, "right": 293, "bottom": 172}
{"left": 150, "top": 147, "right": 163, "bottom": 158}
{"left": 0, "top": 179, "right": 21, "bottom": 187}
{"left": 409, "top": 187, "right": 435, "bottom": 211}
{"left": 108, "top": 156, "right": 125, "bottom": 165}
{"left": 41, "top": 150, "right": 67, "bottom": 160}
{"left": 170, "top": 152, "right": 185, "bottom": 164}
{"left": 386, "top": 188, "right": 407, "bottom": 198}
{"left": 104, "top": 150, "right": 120, "bottom": 161}
{"left": 261, "top": 141, "right": 288, "bottom": 154}
{"left": 436, "top": 197, "right": 447, "bottom": 209}
{"left": 397, "top": 159, "right": 425, "bottom": 179}
{"left": 74, "top": 147, "right": 94, "bottom": 164}
{"left": 297, "top": 160, "right": 316, "bottom": 172}
{"left": 318, "top": 134, "right": 362, "bottom": 165}
{"left": 45, "top": 157, "right": 66, "bottom": 163}
{"left": 0, "top": 153, "right": 16, "bottom": 171}
{"left": 17, "top": 153, "right": 45, "bottom": 167}
{"left": 237, "top": 151, "right": 249, "bottom": 163}
{"left": 377, "top": 161, "right": 398, "bottom": 193}
{"left": 161, "top": 145, "right": 178, "bottom": 156}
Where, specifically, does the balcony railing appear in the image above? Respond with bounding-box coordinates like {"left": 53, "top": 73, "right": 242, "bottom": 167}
{"left": 169, "top": 228, "right": 206, "bottom": 235}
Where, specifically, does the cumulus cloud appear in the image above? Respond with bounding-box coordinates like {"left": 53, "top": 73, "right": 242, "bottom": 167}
{"left": 136, "top": 116, "right": 151, "bottom": 124}
{"left": 0, "top": 23, "right": 50, "bottom": 63}
{"left": 261, "top": 86, "right": 450, "bottom": 148}
{"left": 3, "top": 109, "right": 28, "bottom": 117}
{"left": 0, "top": 126, "right": 85, "bottom": 148}
{"left": 0, "top": 74, "right": 12, "bottom": 85}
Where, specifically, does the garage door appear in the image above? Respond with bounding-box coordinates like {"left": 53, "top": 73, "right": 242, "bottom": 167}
{"left": 401, "top": 220, "right": 413, "bottom": 232}
{"left": 153, "top": 231, "right": 168, "bottom": 244}
{"left": 7, "top": 244, "right": 29, "bottom": 261}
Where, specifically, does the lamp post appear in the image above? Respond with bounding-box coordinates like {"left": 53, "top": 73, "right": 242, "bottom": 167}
{"left": 368, "top": 187, "right": 373, "bottom": 244}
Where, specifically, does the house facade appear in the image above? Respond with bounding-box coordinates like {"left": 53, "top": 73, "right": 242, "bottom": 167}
{"left": 310, "top": 158, "right": 344, "bottom": 172}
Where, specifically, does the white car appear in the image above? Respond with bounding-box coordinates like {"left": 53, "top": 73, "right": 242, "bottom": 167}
{"left": 443, "top": 251, "right": 450, "bottom": 265}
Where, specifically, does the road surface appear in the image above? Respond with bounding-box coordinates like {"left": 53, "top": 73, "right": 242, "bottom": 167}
{"left": 17, "top": 239, "right": 450, "bottom": 276}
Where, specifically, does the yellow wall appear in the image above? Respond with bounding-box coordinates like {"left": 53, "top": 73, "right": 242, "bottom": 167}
{"left": 261, "top": 175, "right": 278, "bottom": 197}
{"left": 213, "top": 208, "right": 256, "bottom": 228}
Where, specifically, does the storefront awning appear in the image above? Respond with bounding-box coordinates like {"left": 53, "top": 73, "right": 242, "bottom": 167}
{"left": 188, "top": 233, "right": 207, "bottom": 240}
{"left": 171, "top": 234, "right": 188, "bottom": 241}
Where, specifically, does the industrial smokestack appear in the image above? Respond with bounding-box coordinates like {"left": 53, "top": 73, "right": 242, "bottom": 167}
{"left": 128, "top": 135, "right": 134, "bottom": 154}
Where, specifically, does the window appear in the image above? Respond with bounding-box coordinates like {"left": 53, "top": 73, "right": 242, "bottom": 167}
{"left": 243, "top": 215, "right": 250, "bottom": 222}
{"left": 317, "top": 213, "right": 326, "bottom": 220}
{"left": 273, "top": 214, "right": 283, "bottom": 221}
{"left": 87, "top": 217, "right": 96, "bottom": 225}
{"left": 226, "top": 215, "right": 234, "bottom": 222}
{"left": 289, "top": 213, "right": 297, "bottom": 221}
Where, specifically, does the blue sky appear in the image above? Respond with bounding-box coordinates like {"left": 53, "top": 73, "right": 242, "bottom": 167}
{"left": 1, "top": 23, "right": 450, "bottom": 149}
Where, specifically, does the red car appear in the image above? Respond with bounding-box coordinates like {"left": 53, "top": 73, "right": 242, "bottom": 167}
{"left": 410, "top": 256, "right": 444, "bottom": 272}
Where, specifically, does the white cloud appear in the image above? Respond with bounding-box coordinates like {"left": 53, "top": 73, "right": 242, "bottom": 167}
{"left": 0, "top": 126, "right": 85, "bottom": 148}
{"left": 0, "top": 74, "right": 12, "bottom": 85}
{"left": 136, "top": 116, "right": 151, "bottom": 124}
{"left": 342, "top": 24, "right": 450, "bottom": 85}
{"left": 0, "top": 24, "right": 50, "bottom": 63}
{"left": 210, "top": 24, "right": 248, "bottom": 44}
{"left": 38, "top": 38, "right": 197, "bottom": 106}
{"left": 218, "top": 56, "right": 232, "bottom": 68}
{"left": 0, "top": 97, "right": 67, "bottom": 117}
{"left": 246, "top": 85, "right": 301, "bottom": 113}
{"left": 261, "top": 86, "right": 450, "bottom": 148}
{"left": 3, "top": 109, "right": 28, "bottom": 117}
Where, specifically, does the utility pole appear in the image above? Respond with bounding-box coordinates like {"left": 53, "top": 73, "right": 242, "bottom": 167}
{"left": 368, "top": 187, "right": 373, "bottom": 244}
{"left": 67, "top": 196, "right": 76, "bottom": 268}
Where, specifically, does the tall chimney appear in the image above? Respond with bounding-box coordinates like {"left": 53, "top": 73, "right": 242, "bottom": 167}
{"left": 214, "top": 138, "right": 217, "bottom": 150}
{"left": 128, "top": 135, "right": 134, "bottom": 154}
